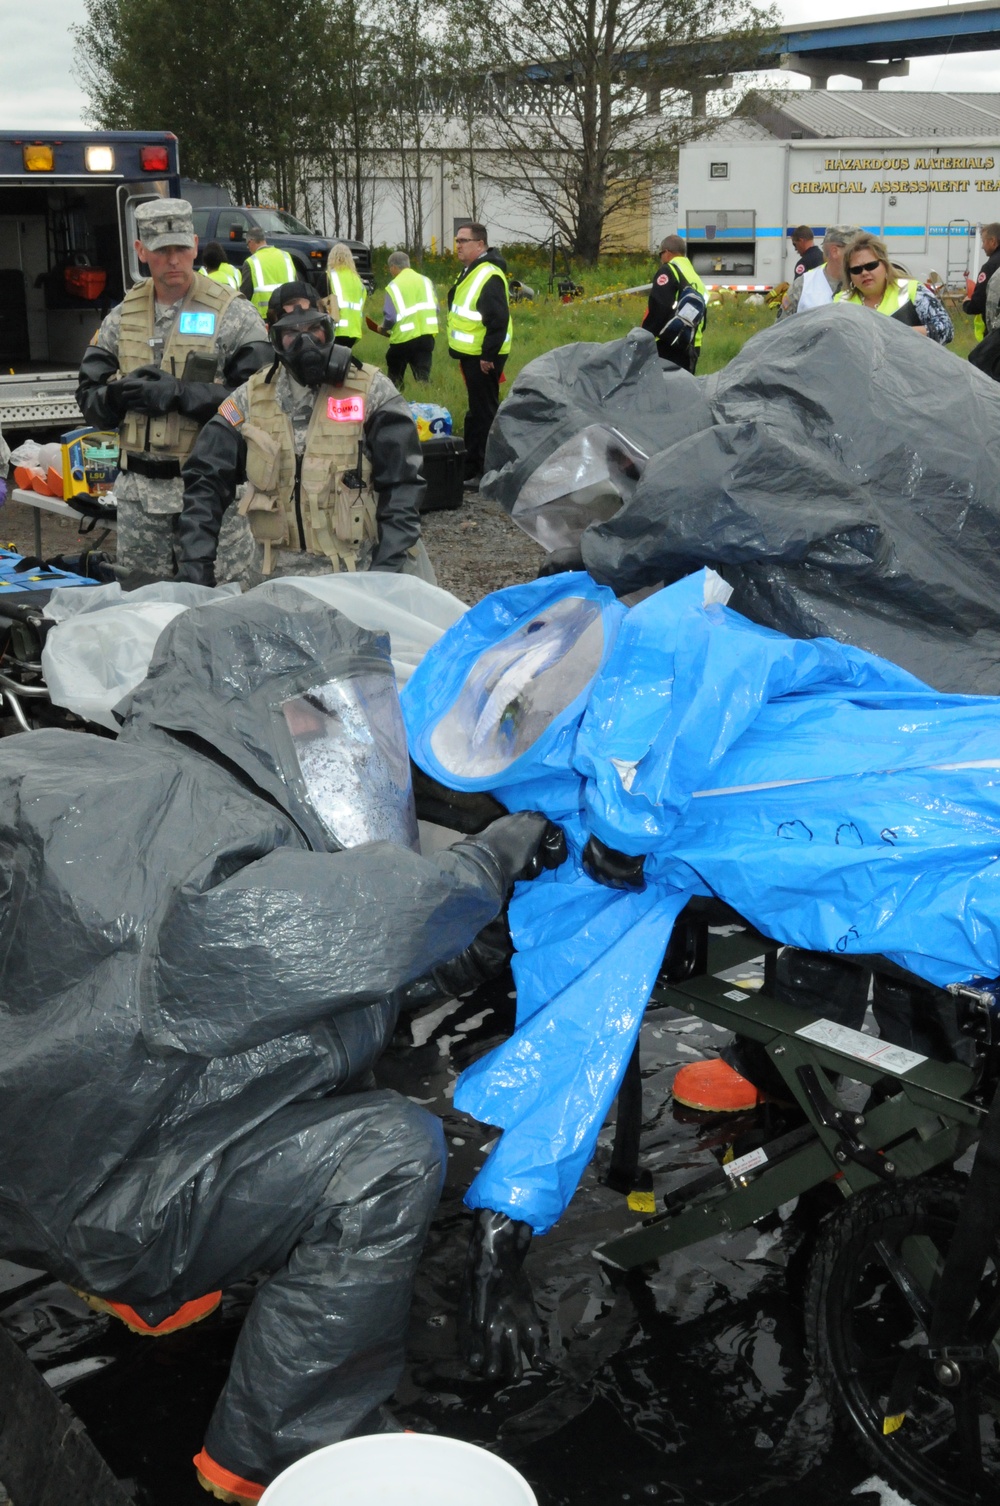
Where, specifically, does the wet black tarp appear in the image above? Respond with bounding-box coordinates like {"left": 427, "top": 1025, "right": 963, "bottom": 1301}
{"left": 485, "top": 309, "right": 1000, "bottom": 696}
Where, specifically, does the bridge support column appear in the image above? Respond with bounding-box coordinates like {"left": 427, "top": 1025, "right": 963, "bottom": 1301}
{"left": 780, "top": 52, "right": 909, "bottom": 90}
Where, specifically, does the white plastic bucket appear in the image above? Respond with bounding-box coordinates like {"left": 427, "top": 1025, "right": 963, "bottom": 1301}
{"left": 258, "top": 1431, "right": 538, "bottom": 1506}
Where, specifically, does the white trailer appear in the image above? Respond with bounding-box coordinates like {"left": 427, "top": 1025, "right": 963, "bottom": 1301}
{"left": 677, "top": 135, "right": 999, "bottom": 290}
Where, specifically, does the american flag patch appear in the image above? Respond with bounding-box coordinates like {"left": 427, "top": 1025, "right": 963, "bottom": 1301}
{"left": 218, "top": 397, "right": 245, "bottom": 427}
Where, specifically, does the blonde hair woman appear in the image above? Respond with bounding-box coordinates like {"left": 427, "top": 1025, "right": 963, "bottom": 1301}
{"left": 835, "top": 232, "right": 953, "bottom": 343}
{"left": 324, "top": 243, "right": 366, "bottom": 348}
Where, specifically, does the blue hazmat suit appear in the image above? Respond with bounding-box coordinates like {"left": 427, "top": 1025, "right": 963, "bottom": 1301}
{"left": 404, "top": 569, "right": 1000, "bottom": 1234}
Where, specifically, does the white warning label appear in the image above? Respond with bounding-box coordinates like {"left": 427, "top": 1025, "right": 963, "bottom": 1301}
{"left": 795, "top": 1019, "right": 926, "bottom": 1075}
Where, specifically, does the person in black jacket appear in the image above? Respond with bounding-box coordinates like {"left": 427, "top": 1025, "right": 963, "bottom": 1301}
{"left": 446, "top": 224, "right": 512, "bottom": 489}
{"left": 790, "top": 225, "right": 824, "bottom": 279}
{"left": 963, "top": 222, "right": 1000, "bottom": 338}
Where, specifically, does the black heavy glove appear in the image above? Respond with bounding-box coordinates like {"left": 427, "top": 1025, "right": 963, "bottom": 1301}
{"left": 411, "top": 764, "right": 507, "bottom": 833}
{"left": 174, "top": 558, "right": 215, "bottom": 587}
{"left": 117, "top": 365, "right": 183, "bottom": 414}
{"left": 395, "top": 915, "right": 513, "bottom": 1013}
{"left": 458, "top": 812, "right": 566, "bottom": 897}
{"left": 100, "top": 381, "right": 132, "bottom": 421}
{"left": 459, "top": 1208, "right": 544, "bottom": 1382}
{"left": 582, "top": 833, "right": 646, "bottom": 891}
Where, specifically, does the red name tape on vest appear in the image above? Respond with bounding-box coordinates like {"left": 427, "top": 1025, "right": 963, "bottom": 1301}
{"left": 328, "top": 395, "right": 365, "bottom": 421}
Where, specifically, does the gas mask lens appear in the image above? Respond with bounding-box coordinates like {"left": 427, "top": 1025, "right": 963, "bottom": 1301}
{"left": 430, "top": 595, "right": 605, "bottom": 779}
{"left": 268, "top": 307, "right": 334, "bottom": 359}
{"left": 282, "top": 673, "right": 418, "bottom": 850}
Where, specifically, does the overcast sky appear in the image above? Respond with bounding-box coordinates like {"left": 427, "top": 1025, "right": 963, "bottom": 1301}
{"left": 3, "top": 0, "right": 1000, "bottom": 133}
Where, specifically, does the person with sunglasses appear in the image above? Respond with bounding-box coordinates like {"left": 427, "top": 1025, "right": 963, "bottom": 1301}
{"left": 446, "top": 222, "right": 513, "bottom": 490}
{"left": 834, "top": 232, "right": 953, "bottom": 344}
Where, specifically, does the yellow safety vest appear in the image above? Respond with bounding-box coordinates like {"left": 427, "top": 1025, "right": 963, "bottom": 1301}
{"left": 238, "top": 363, "right": 379, "bottom": 574}
{"left": 387, "top": 268, "right": 439, "bottom": 344}
{"left": 115, "top": 275, "right": 235, "bottom": 466}
{"left": 835, "top": 278, "right": 919, "bottom": 318}
{"left": 447, "top": 260, "right": 512, "bottom": 357}
{"left": 664, "top": 256, "right": 707, "bottom": 349}
{"left": 326, "top": 268, "right": 366, "bottom": 340}
{"left": 200, "top": 262, "right": 241, "bottom": 290}
{"left": 245, "top": 246, "right": 298, "bottom": 315}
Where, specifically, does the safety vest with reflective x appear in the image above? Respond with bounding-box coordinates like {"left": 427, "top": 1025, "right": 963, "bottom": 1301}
{"left": 246, "top": 245, "right": 298, "bottom": 315}
{"left": 447, "top": 261, "right": 512, "bottom": 357}
{"left": 327, "top": 268, "right": 366, "bottom": 340}
{"left": 387, "top": 268, "right": 439, "bottom": 344}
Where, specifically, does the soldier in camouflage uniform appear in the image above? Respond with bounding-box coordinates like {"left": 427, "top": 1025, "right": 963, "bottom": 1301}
{"left": 176, "top": 282, "right": 434, "bottom": 584}
{"left": 76, "top": 198, "right": 272, "bottom": 587}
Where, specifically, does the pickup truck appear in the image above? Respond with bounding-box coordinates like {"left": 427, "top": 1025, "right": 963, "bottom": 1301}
{"left": 191, "top": 206, "right": 373, "bottom": 290}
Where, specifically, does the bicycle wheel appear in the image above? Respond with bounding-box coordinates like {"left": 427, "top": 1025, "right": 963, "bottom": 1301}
{"left": 806, "top": 1175, "right": 1000, "bottom": 1506}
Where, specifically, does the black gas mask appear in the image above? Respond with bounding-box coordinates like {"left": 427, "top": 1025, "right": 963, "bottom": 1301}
{"left": 268, "top": 305, "right": 340, "bottom": 386}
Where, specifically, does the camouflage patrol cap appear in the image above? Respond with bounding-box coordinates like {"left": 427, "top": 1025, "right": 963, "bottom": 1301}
{"left": 134, "top": 198, "right": 196, "bottom": 251}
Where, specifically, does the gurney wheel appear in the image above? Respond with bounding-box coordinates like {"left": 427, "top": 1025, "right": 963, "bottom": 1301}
{"left": 805, "top": 1175, "right": 1000, "bottom": 1505}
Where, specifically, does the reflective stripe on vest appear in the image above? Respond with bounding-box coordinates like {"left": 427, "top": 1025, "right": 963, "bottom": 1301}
{"left": 327, "top": 269, "right": 366, "bottom": 339}
{"left": 200, "top": 263, "right": 241, "bottom": 290}
{"left": 387, "top": 269, "right": 439, "bottom": 343}
{"left": 835, "top": 278, "right": 918, "bottom": 317}
{"left": 665, "top": 256, "right": 707, "bottom": 349}
{"left": 239, "top": 363, "right": 379, "bottom": 573}
{"left": 447, "top": 261, "right": 512, "bottom": 355}
{"left": 246, "top": 247, "right": 298, "bottom": 314}
{"left": 798, "top": 263, "right": 834, "bottom": 311}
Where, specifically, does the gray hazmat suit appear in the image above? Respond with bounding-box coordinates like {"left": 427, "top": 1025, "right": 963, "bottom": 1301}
{"left": 0, "top": 582, "right": 546, "bottom": 1489}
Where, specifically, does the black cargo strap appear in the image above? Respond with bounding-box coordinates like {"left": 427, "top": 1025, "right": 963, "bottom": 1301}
{"left": 929, "top": 1076, "right": 1000, "bottom": 1349}
{"left": 123, "top": 452, "right": 182, "bottom": 480}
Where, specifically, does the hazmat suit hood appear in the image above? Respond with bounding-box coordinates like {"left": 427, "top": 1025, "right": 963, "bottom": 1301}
{"left": 118, "top": 580, "right": 417, "bottom": 853}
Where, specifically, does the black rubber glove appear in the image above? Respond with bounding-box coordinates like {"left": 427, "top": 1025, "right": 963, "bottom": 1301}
{"left": 174, "top": 558, "right": 216, "bottom": 587}
{"left": 460, "top": 1208, "right": 544, "bottom": 1382}
{"left": 411, "top": 764, "right": 507, "bottom": 834}
{"left": 100, "top": 381, "right": 132, "bottom": 420}
{"left": 118, "top": 365, "right": 183, "bottom": 414}
{"left": 395, "top": 915, "right": 513, "bottom": 1012}
{"left": 458, "top": 812, "right": 566, "bottom": 897}
{"left": 537, "top": 545, "right": 585, "bottom": 578}
{"left": 582, "top": 834, "right": 646, "bottom": 891}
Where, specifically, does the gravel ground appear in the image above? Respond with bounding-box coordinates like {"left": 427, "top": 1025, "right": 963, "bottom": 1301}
{"left": 1, "top": 491, "right": 543, "bottom": 606}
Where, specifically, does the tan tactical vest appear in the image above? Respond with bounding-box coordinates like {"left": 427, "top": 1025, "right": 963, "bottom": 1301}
{"left": 116, "top": 276, "right": 236, "bottom": 466}
{"left": 238, "top": 363, "right": 379, "bottom": 574}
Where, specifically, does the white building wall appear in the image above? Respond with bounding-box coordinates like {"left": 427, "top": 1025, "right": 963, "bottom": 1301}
{"left": 679, "top": 136, "right": 997, "bottom": 287}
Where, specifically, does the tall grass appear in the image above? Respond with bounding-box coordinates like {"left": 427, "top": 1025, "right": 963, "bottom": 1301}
{"left": 352, "top": 257, "right": 980, "bottom": 432}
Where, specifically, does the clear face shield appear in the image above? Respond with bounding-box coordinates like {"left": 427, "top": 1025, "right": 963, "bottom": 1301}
{"left": 510, "top": 425, "right": 648, "bottom": 553}
{"left": 281, "top": 671, "right": 418, "bottom": 850}
{"left": 429, "top": 594, "right": 606, "bottom": 781}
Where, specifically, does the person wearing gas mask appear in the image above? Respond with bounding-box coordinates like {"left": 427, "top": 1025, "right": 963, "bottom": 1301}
{"left": 175, "top": 282, "right": 433, "bottom": 584}
{"left": 0, "top": 583, "right": 562, "bottom": 1504}
{"left": 76, "top": 197, "right": 271, "bottom": 587}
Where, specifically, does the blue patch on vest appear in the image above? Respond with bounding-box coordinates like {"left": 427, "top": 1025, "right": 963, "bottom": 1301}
{"left": 179, "top": 311, "right": 217, "bottom": 336}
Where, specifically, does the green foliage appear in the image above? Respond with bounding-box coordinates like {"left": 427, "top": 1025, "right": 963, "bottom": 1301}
{"left": 74, "top": 0, "right": 339, "bottom": 207}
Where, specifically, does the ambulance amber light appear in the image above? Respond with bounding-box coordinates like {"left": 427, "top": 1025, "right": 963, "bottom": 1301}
{"left": 140, "top": 146, "right": 170, "bottom": 172}
{"left": 23, "top": 145, "right": 54, "bottom": 171}
{"left": 85, "top": 146, "right": 114, "bottom": 172}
